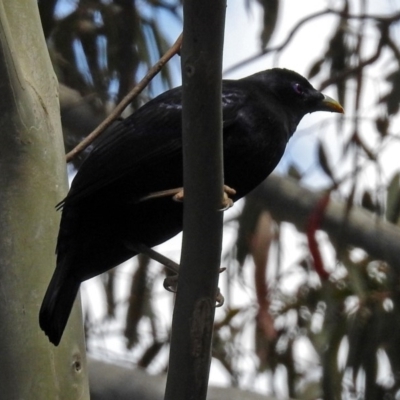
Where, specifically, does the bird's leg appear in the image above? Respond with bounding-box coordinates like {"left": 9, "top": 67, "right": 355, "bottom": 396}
{"left": 124, "top": 241, "right": 225, "bottom": 306}
{"left": 139, "top": 185, "right": 236, "bottom": 211}
{"left": 215, "top": 288, "right": 225, "bottom": 307}
{"left": 124, "top": 241, "right": 179, "bottom": 274}
{"left": 173, "top": 185, "right": 236, "bottom": 211}
{"left": 138, "top": 188, "right": 183, "bottom": 203}
{"left": 124, "top": 241, "right": 179, "bottom": 292}
{"left": 221, "top": 185, "right": 237, "bottom": 211}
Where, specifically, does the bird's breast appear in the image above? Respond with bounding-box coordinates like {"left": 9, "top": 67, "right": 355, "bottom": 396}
{"left": 223, "top": 122, "right": 287, "bottom": 200}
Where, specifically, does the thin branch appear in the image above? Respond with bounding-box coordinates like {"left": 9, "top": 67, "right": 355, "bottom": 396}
{"left": 223, "top": 9, "right": 331, "bottom": 76}
{"left": 164, "top": 0, "right": 226, "bottom": 398}
{"left": 386, "top": 35, "right": 400, "bottom": 64}
{"left": 319, "top": 37, "right": 383, "bottom": 90}
{"left": 327, "top": 8, "right": 400, "bottom": 23}
{"left": 224, "top": 7, "right": 400, "bottom": 77}
{"left": 65, "top": 33, "right": 182, "bottom": 163}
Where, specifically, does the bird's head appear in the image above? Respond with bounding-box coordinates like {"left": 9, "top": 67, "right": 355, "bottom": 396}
{"left": 262, "top": 68, "right": 344, "bottom": 119}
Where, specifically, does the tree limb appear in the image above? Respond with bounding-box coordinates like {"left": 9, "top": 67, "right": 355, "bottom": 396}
{"left": 0, "top": 0, "right": 88, "bottom": 397}
{"left": 164, "top": 1, "right": 226, "bottom": 399}
{"left": 89, "top": 358, "right": 281, "bottom": 400}
{"left": 253, "top": 174, "right": 400, "bottom": 271}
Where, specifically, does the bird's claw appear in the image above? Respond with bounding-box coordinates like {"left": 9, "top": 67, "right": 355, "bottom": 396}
{"left": 173, "top": 185, "right": 236, "bottom": 211}
{"left": 163, "top": 270, "right": 225, "bottom": 307}
{"left": 216, "top": 288, "right": 225, "bottom": 307}
{"left": 172, "top": 190, "right": 184, "bottom": 203}
{"left": 219, "top": 185, "right": 236, "bottom": 211}
{"left": 163, "top": 275, "right": 178, "bottom": 292}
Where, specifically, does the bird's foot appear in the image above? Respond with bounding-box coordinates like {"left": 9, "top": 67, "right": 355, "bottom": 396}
{"left": 164, "top": 276, "right": 224, "bottom": 307}
{"left": 124, "top": 241, "right": 226, "bottom": 306}
{"left": 163, "top": 274, "right": 178, "bottom": 292}
{"left": 164, "top": 268, "right": 226, "bottom": 307}
{"left": 139, "top": 185, "right": 236, "bottom": 211}
{"left": 173, "top": 185, "right": 236, "bottom": 211}
{"left": 124, "top": 241, "right": 179, "bottom": 274}
{"left": 216, "top": 287, "right": 225, "bottom": 307}
{"left": 220, "top": 185, "right": 236, "bottom": 211}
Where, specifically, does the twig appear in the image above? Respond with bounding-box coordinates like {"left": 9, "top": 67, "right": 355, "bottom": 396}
{"left": 319, "top": 36, "right": 384, "bottom": 90}
{"left": 65, "top": 33, "right": 183, "bottom": 163}
{"left": 327, "top": 8, "right": 400, "bottom": 23}
{"left": 223, "top": 8, "right": 400, "bottom": 77}
{"left": 223, "top": 9, "right": 331, "bottom": 76}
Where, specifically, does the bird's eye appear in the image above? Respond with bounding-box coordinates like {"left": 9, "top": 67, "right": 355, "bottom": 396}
{"left": 293, "top": 83, "right": 304, "bottom": 95}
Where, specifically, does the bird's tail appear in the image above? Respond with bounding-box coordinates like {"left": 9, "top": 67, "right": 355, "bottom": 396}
{"left": 39, "top": 264, "right": 80, "bottom": 346}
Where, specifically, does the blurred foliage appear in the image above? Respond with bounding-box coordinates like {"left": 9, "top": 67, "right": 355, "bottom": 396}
{"left": 39, "top": 0, "right": 400, "bottom": 399}
{"left": 229, "top": 1, "right": 400, "bottom": 398}
{"left": 40, "top": 0, "right": 179, "bottom": 102}
{"left": 39, "top": 0, "right": 182, "bottom": 167}
{"left": 256, "top": 0, "right": 279, "bottom": 48}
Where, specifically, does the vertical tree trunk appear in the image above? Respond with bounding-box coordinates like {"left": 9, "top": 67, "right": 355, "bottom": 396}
{"left": 0, "top": 1, "right": 89, "bottom": 398}
{"left": 164, "top": 1, "right": 226, "bottom": 399}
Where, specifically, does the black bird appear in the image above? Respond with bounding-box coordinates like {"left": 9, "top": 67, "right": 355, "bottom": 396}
{"left": 39, "top": 68, "right": 344, "bottom": 345}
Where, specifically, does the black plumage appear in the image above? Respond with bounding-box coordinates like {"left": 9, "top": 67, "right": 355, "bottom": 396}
{"left": 39, "top": 68, "right": 343, "bottom": 345}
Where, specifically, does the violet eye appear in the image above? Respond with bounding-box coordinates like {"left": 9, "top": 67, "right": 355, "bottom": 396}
{"left": 293, "top": 83, "right": 304, "bottom": 95}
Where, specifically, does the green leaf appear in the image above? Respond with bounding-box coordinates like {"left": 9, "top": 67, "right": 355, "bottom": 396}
{"left": 317, "top": 141, "right": 335, "bottom": 183}
{"left": 308, "top": 58, "right": 324, "bottom": 80}
{"left": 375, "top": 116, "right": 389, "bottom": 138}
{"left": 386, "top": 172, "right": 400, "bottom": 224}
{"left": 257, "top": 0, "right": 279, "bottom": 48}
{"left": 288, "top": 164, "right": 302, "bottom": 181}
{"left": 361, "top": 191, "right": 376, "bottom": 213}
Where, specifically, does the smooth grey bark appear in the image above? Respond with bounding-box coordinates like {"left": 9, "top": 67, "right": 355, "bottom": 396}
{"left": 164, "top": 1, "right": 226, "bottom": 399}
{"left": 254, "top": 174, "right": 400, "bottom": 269}
{"left": 0, "top": 1, "right": 89, "bottom": 398}
{"left": 89, "top": 358, "right": 282, "bottom": 400}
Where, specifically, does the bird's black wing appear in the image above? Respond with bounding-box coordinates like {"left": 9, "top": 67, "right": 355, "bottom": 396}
{"left": 60, "top": 84, "right": 248, "bottom": 207}
{"left": 60, "top": 87, "right": 190, "bottom": 207}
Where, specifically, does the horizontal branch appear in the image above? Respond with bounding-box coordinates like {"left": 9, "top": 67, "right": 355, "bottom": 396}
{"left": 88, "top": 358, "right": 278, "bottom": 400}
{"left": 327, "top": 8, "right": 400, "bottom": 23}
{"left": 252, "top": 174, "right": 400, "bottom": 272}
